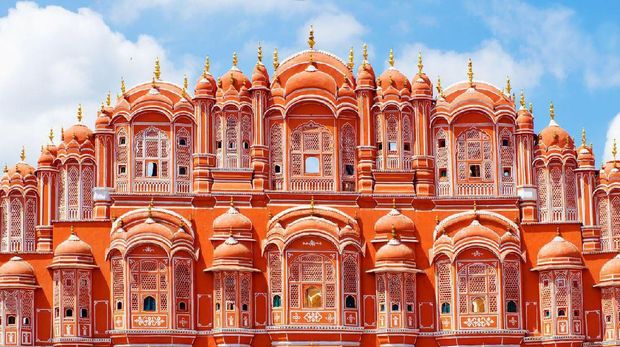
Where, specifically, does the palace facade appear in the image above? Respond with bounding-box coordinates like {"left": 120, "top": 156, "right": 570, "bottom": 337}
{"left": 0, "top": 31, "right": 619, "bottom": 347}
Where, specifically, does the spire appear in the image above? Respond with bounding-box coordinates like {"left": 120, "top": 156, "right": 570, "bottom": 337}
{"left": 549, "top": 101, "right": 555, "bottom": 120}
{"left": 20, "top": 146, "right": 25, "bottom": 162}
{"left": 392, "top": 197, "right": 396, "bottom": 209}
{"left": 77, "top": 104, "right": 83, "bottom": 123}
{"left": 519, "top": 90, "right": 526, "bottom": 109}
{"left": 70, "top": 225, "right": 76, "bottom": 236}
{"left": 613, "top": 138, "right": 617, "bottom": 162}
{"left": 417, "top": 51, "right": 423, "bottom": 74}
{"left": 556, "top": 226, "right": 561, "bottom": 237}
{"left": 310, "top": 195, "right": 315, "bottom": 215}
{"left": 120, "top": 77, "right": 126, "bottom": 94}
{"left": 467, "top": 58, "right": 474, "bottom": 86}
{"left": 504, "top": 75, "right": 512, "bottom": 95}
{"left": 388, "top": 48, "right": 395, "bottom": 67}
{"left": 391, "top": 224, "right": 398, "bottom": 240}
{"left": 362, "top": 43, "right": 368, "bottom": 64}
{"left": 2, "top": 164, "right": 7, "bottom": 173}
{"left": 529, "top": 102, "right": 533, "bottom": 114}
{"left": 232, "top": 52, "right": 238, "bottom": 68}
{"left": 182, "top": 74, "right": 188, "bottom": 94}
{"left": 581, "top": 128, "right": 587, "bottom": 147}
{"left": 230, "top": 196, "right": 235, "bottom": 208}
{"left": 308, "top": 25, "right": 315, "bottom": 49}
{"left": 202, "top": 56, "right": 210, "bottom": 77}
{"left": 257, "top": 42, "right": 263, "bottom": 64}
{"left": 436, "top": 76, "right": 444, "bottom": 98}
{"left": 106, "top": 91, "right": 111, "bottom": 107}
{"left": 61, "top": 127, "right": 64, "bottom": 140}
{"left": 48, "top": 128, "right": 54, "bottom": 144}
{"left": 273, "top": 48, "right": 279, "bottom": 70}
{"left": 347, "top": 47, "right": 354, "bottom": 71}
{"left": 154, "top": 57, "right": 161, "bottom": 80}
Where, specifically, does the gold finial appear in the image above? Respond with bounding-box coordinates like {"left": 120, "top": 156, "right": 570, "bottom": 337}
{"left": 61, "top": 127, "right": 64, "bottom": 139}
{"left": 347, "top": 47, "right": 354, "bottom": 71}
{"left": 310, "top": 195, "right": 315, "bottom": 214}
{"left": 308, "top": 25, "right": 315, "bottom": 49}
{"left": 505, "top": 76, "right": 512, "bottom": 95}
{"left": 392, "top": 197, "right": 396, "bottom": 209}
{"left": 106, "top": 91, "right": 111, "bottom": 107}
{"left": 48, "top": 128, "right": 54, "bottom": 143}
{"left": 556, "top": 226, "right": 561, "bottom": 236}
{"left": 549, "top": 101, "right": 555, "bottom": 120}
{"left": 229, "top": 72, "right": 235, "bottom": 85}
{"left": 529, "top": 102, "right": 533, "bottom": 114}
{"left": 273, "top": 48, "right": 279, "bottom": 70}
{"left": 151, "top": 76, "right": 157, "bottom": 88}
{"left": 232, "top": 52, "right": 238, "bottom": 67}
{"left": 203, "top": 56, "right": 210, "bottom": 77}
{"left": 362, "top": 43, "right": 368, "bottom": 63}
{"left": 417, "top": 51, "right": 423, "bottom": 74}
{"left": 388, "top": 48, "right": 394, "bottom": 67}
{"left": 436, "top": 76, "right": 444, "bottom": 98}
{"left": 147, "top": 198, "right": 154, "bottom": 218}
{"left": 391, "top": 224, "right": 397, "bottom": 240}
{"left": 77, "top": 104, "right": 83, "bottom": 123}
{"left": 2, "top": 164, "right": 7, "bottom": 173}
{"left": 70, "top": 225, "right": 75, "bottom": 235}
{"left": 257, "top": 43, "right": 263, "bottom": 63}
{"left": 435, "top": 215, "right": 440, "bottom": 225}
{"left": 217, "top": 77, "right": 222, "bottom": 88}
{"left": 120, "top": 77, "right": 126, "bottom": 94}
{"left": 467, "top": 58, "right": 474, "bottom": 86}
{"left": 519, "top": 90, "right": 525, "bottom": 108}
{"left": 581, "top": 128, "right": 587, "bottom": 146}
{"left": 20, "top": 146, "right": 25, "bottom": 161}
{"left": 230, "top": 196, "right": 234, "bottom": 207}
{"left": 183, "top": 74, "right": 188, "bottom": 93}
{"left": 100, "top": 102, "right": 104, "bottom": 113}
{"left": 154, "top": 57, "right": 161, "bottom": 80}
{"left": 473, "top": 200, "right": 477, "bottom": 213}
{"left": 613, "top": 138, "right": 617, "bottom": 161}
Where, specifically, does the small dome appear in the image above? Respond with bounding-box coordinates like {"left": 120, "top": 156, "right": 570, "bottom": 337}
{"left": 285, "top": 63, "right": 337, "bottom": 96}
{"left": 251, "top": 62, "right": 270, "bottom": 88}
{"left": 537, "top": 118, "right": 575, "bottom": 150}
{"left": 212, "top": 204, "right": 253, "bottom": 233}
{"left": 0, "top": 256, "right": 35, "bottom": 277}
{"left": 54, "top": 233, "right": 93, "bottom": 257}
{"left": 38, "top": 146, "right": 55, "bottom": 166}
{"left": 378, "top": 67, "right": 410, "bottom": 93}
{"left": 219, "top": 67, "right": 251, "bottom": 92}
{"left": 375, "top": 236, "right": 415, "bottom": 263}
{"left": 64, "top": 123, "right": 94, "bottom": 145}
{"left": 535, "top": 234, "right": 583, "bottom": 270}
{"left": 599, "top": 254, "right": 620, "bottom": 285}
{"left": 213, "top": 235, "right": 252, "bottom": 262}
{"left": 337, "top": 78, "right": 355, "bottom": 99}
{"left": 356, "top": 61, "right": 376, "bottom": 88}
{"left": 452, "top": 219, "right": 500, "bottom": 245}
{"left": 6, "top": 161, "right": 35, "bottom": 178}
{"left": 516, "top": 103, "right": 533, "bottom": 131}
{"left": 411, "top": 72, "right": 432, "bottom": 97}
{"left": 95, "top": 112, "right": 111, "bottom": 129}
{"left": 599, "top": 161, "right": 620, "bottom": 185}
{"left": 374, "top": 208, "right": 415, "bottom": 235}
{"left": 195, "top": 58, "right": 217, "bottom": 97}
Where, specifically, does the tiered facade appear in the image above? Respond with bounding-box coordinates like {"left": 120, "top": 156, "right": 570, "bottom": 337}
{"left": 0, "top": 32, "right": 619, "bottom": 347}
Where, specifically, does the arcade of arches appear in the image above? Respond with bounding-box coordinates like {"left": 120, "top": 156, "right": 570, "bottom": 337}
{"left": 0, "top": 33, "right": 619, "bottom": 347}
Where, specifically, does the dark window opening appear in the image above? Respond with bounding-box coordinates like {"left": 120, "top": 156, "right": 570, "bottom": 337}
{"left": 143, "top": 296, "right": 156, "bottom": 312}
{"left": 118, "top": 165, "right": 126, "bottom": 175}
{"left": 116, "top": 301, "right": 123, "bottom": 311}
{"left": 558, "top": 309, "right": 566, "bottom": 317}
{"left": 469, "top": 164, "right": 481, "bottom": 178}
{"left": 242, "top": 304, "right": 249, "bottom": 311}
{"left": 574, "top": 310, "right": 580, "bottom": 317}
{"left": 178, "top": 137, "right": 187, "bottom": 146}
{"left": 80, "top": 308, "right": 88, "bottom": 318}
{"left": 7, "top": 315, "right": 15, "bottom": 325}
{"left": 606, "top": 315, "right": 612, "bottom": 322}
{"left": 438, "top": 139, "right": 446, "bottom": 148}
{"left": 228, "top": 141, "right": 235, "bottom": 149}
{"left": 216, "top": 140, "right": 222, "bottom": 149}
{"left": 439, "top": 168, "right": 447, "bottom": 178}
{"left": 391, "top": 303, "right": 400, "bottom": 312}
{"left": 404, "top": 142, "right": 411, "bottom": 151}
{"left": 441, "top": 302, "right": 451, "bottom": 314}
{"left": 179, "top": 301, "right": 187, "bottom": 311}
{"left": 377, "top": 142, "right": 383, "bottom": 150}
{"left": 272, "top": 295, "right": 281, "bottom": 308}
{"left": 147, "top": 162, "right": 158, "bottom": 177}
{"left": 22, "top": 317, "right": 30, "bottom": 325}
{"left": 215, "top": 303, "right": 221, "bottom": 311}
{"left": 119, "top": 137, "right": 126, "bottom": 145}
{"left": 502, "top": 138, "right": 510, "bottom": 147}
{"left": 178, "top": 166, "right": 188, "bottom": 176}
{"left": 380, "top": 303, "right": 386, "bottom": 312}
{"left": 503, "top": 167, "right": 511, "bottom": 177}
{"left": 65, "top": 308, "right": 73, "bottom": 318}
{"left": 345, "top": 295, "right": 356, "bottom": 309}
{"left": 507, "top": 300, "right": 518, "bottom": 313}
{"left": 345, "top": 164, "right": 355, "bottom": 176}
{"left": 544, "top": 310, "right": 551, "bottom": 318}
{"left": 55, "top": 308, "right": 60, "bottom": 317}
{"left": 226, "top": 302, "right": 235, "bottom": 311}
{"left": 274, "top": 165, "right": 281, "bottom": 174}
{"left": 407, "top": 304, "right": 414, "bottom": 312}
{"left": 243, "top": 141, "right": 249, "bottom": 149}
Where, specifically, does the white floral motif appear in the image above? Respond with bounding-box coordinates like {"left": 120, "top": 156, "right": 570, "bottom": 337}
{"left": 463, "top": 316, "right": 494, "bottom": 328}
{"left": 304, "top": 311, "right": 323, "bottom": 323}
{"left": 302, "top": 240, "right": 322, "bottom": 247}
{"left": 133, "top": 315, "right": 164, "bottom": 327}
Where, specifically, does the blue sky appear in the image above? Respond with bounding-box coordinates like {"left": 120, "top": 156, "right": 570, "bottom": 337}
{"left": 0, "top": 0, "right": 618, "bottom": 166}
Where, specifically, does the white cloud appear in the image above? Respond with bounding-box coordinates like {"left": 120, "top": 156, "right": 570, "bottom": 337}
{"left": 297, "top": 12, "right": 367, "bottom": 58}
{"left": 398, "top": 40, "right": 544, "bottom": 91}
{"left": 603, "top": 113, "right": 620, "bottom": 162}
{"left": 0, "top": 1, "right": 189, "bottom": 166}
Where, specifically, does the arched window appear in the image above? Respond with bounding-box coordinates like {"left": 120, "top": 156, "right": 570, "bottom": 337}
{"left": 269, "top": 123, "right": 284, "bottom": 190}
{"left": 65, "top": 308, "right": 73, "bottom": 317}
{"left": 507, "top": 300, "right": 517, "bottom": 312}
{"left": 289, "top": 121, "right": 334, "bottom": 191}
{"left": 345, "top": 295, "right": 356, "bottom": 309}
{"left": 441, "top": 302, "right": 451, "bottom": 314}
{"left": 143, "top": 296, "right": 156, "bottom": 312}
{"left": 435, "top": 128, "right": 450, "bottom": 196}
{"left": 455, "top": 128, "right": 494, "bottom": 196}
{"left": 499, "top": 128, "right": 515, "bottom": 196}
{"left": 134, "top": 127, "right": 170, "bottom": 192}
{"left": 340, "top": 123, "right": 356, "bottom": 191}
{"left": 272, "top": 295, "right": 281, "bottom": 308}
{"left": 457, "top": 261, "right": 499, "bottom": 315}
{"left": 304, "top": 285, "right": 322, "bottom": 308}
{"left": 7, "top": 315, "right": 16, "bottom": 325}
{"left": 471, "top": 297, "right": 486, "bottom": 313}
{"left": 288, "top": 254, "right": 336, "bottom": 310}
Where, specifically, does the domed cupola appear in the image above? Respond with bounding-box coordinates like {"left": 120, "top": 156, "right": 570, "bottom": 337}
{"left": 212, "top": 199, "right": 253, "bottom": 237}
{"left": 0, "top": 256, "right": 36, "bottom": 288}
{"left": 377, "top": 49, "right": 411, "bottom": 100}
{"left": 195, "top": 56, "right": 217, "bottom": 97}
{"left": 3, "top": 147, "right": 37, "bottom": 190}
{"left": 536, "top": 102, "right": 575, "bottom": 153}
{"left": 374, "top": 201, "right": 416, "bottom": 241}
{"left": 57, "top": 105, "right": 95, "bottom": 160}
{"left": 209, "top": 233, "right": 256, "bottom": 271}
{"left": 599, "top": 140, "right": 620, "bottom": 185}
{"left": 411, "top": 52, "right": 433, "bottom": 97}
{"left": 251, "top": 45, "right": 270, "bottom": 88}
{"left": 217, "top": 52, "right": 251, "bottom": 102}
{"left": 370, "top": 228, "right": 418, "bottom": 273}
{"left": 516, "top": 90, "right": 534, "bottom": 131}
{"left": 576, "top": 128, "right": 596, "bottom": 167}
{"left": 356, "top": 44, "right": 376, "bottom": 89}
{"left": 533, "top": 230, "right": 584, "bottom": 271}
{"left": 49, "top": 226, "right": 96, "bottom": 269}
{"left": 597, "top": 254, "right": 620, "bottom": 287}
